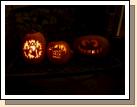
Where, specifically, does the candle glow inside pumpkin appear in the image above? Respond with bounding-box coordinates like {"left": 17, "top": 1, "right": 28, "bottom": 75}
{"left": 74, "top": 35, "right": 110, "bottom": 57}
{"left": 47, "top": 41, "right": 72, "bottom": 64}
{"left": 23, "top": 39, "right": 43, "bottom": 59}
{"left": 48, "top": 44, "right": 67, "bottom": 59}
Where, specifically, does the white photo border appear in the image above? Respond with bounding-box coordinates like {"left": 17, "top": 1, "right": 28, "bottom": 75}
{"left": 1, "top": 1, "right": 129, "bottom": 100}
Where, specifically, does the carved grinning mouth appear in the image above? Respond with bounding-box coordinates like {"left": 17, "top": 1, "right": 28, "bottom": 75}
{"left": 52, "top": 50, "right": 62, "bottom": 59}
{"left": 48, "top": 44, "right": 67, "bottom": 59}
{"left": 78, "top": 46, "right": 102, "bottom": 55}
{"left": 78, "top": 39, "right": 102, "bottom": 55}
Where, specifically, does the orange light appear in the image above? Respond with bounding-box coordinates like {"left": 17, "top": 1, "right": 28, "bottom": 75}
{"left": 91, "top": 50, "right": 95, "bottom": 54}
{"left": 23, "top": 39, "right": 42, "bottom": 59}
{"left": 52, "top": 44, "right": 67, "bottom": 59}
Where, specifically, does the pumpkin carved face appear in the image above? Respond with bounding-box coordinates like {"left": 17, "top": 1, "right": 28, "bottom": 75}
{"left": 47, "top": 41, "right": 71, "bottom": 64}
{"left": 74, "top": 35, "right": 110, "bottom": 57}
{"left": 22, "top": 32, "right": 46, "bottom": 63}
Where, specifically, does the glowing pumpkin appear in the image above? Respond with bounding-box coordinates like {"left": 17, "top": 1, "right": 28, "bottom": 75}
{"left": 74, "top": 35, "right": 110, "bottom": 57}
{"left": 47, "top": 41, "right": 71, "bottom": 64}
{"left": 22, "top": 32, "right": 46, "bottom": 63}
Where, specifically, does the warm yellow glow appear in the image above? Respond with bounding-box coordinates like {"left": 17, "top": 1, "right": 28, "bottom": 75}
{"left": 91, "top": 50, "right": 95, "bottom": 54}
{"left": 52, "top": 50, "right": 61, "bottom": 59}
{"left": 23, "top": 39, "right": 43, "bottom": 59}
{"left": 50, "top": 44, "right": 67, "bottom": 59}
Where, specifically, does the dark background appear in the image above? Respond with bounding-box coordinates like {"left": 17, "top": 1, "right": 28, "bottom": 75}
{"left": 5, "top": 5, "right": 125, "bottom": 95}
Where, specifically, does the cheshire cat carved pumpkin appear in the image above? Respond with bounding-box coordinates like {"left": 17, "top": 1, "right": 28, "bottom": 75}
{"left": 74, "top": 35, "right": 110, "bottom": 57}
{"left": 47, "top": 41, "right": 71, "bottom": 64}
{"left": 22, "top": 32, "right": 46, "bottom": 63}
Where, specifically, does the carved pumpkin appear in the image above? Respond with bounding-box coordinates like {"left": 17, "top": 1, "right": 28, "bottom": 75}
{"left": 74, "top": 35, "right": 110, "bottom": 57}
{"left": 22, "top": 32, "right": 46, "bottom": 63}
{"left": 47, "top": 41, "right": 71, "bottom": 64}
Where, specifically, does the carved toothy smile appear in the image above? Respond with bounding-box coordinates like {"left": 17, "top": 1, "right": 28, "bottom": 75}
{"left": 48, "top": 44, "right": 67, "bottom": 59}
{"left": 78, "top": 46, "right": 102, "bottom": 55}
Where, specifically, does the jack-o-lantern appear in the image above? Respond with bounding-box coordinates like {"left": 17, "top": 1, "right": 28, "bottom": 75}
{"left": 47, "top": 41, "right": 72, "bottom": 64}
{"left": 22, "top": 32, "right": 46, "bottom": 63}
{"left": 74, "top": 35, "right": 110, "bottom": 57}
